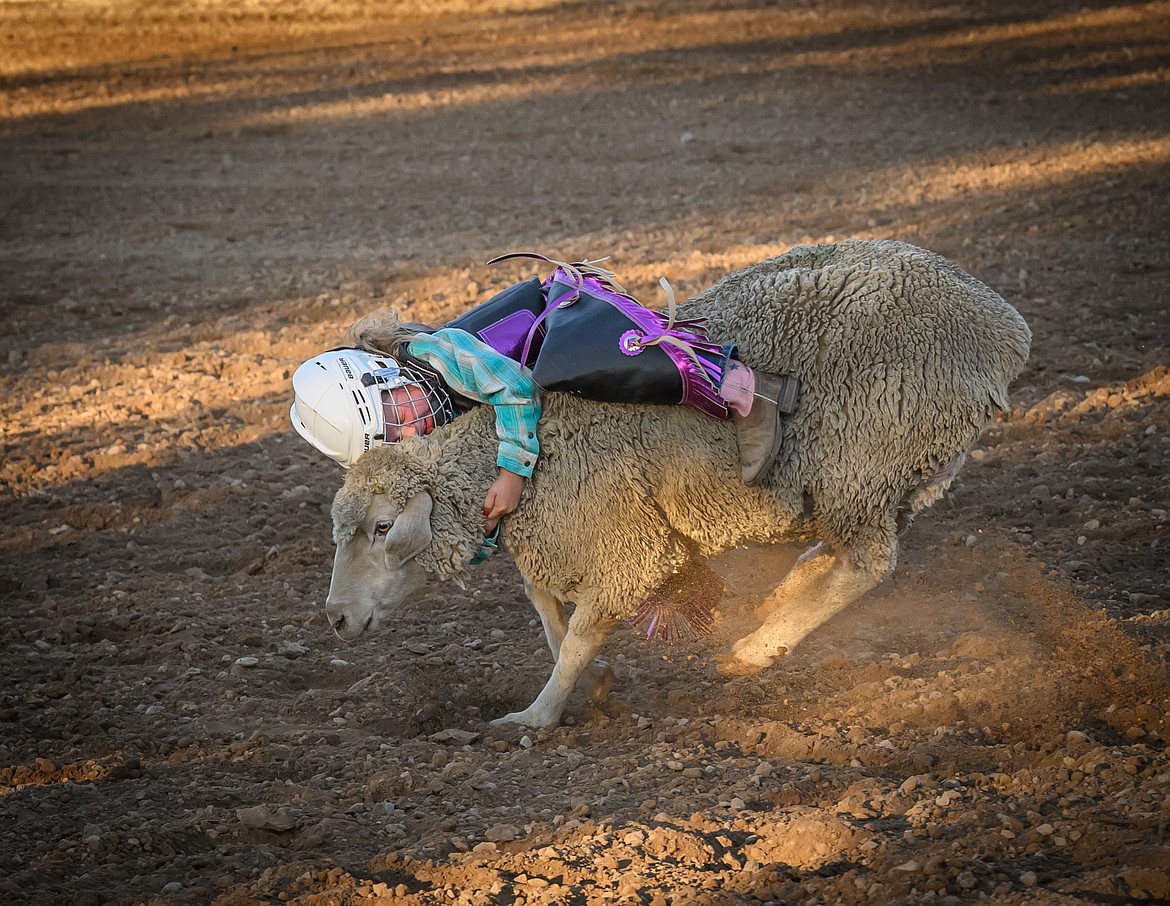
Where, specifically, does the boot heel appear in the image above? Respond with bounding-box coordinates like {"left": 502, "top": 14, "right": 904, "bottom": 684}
{"left": 776, "top": 376, "right": 800, "bottom": 415}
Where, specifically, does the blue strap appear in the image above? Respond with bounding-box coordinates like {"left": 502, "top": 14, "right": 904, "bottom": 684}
{"left": 470, "top": 523, "right": 502, "bottom": 565}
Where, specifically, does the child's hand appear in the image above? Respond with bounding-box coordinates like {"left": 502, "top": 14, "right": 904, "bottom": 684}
{"left": 482, "top": 469, "right": 525, "bottom": 532}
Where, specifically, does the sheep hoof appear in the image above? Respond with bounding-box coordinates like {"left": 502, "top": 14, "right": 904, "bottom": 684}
{"left": 716, "top": 655, "right": 771, "bottom": 676}
{"left": 490, "top": 709, "right": 559, "bottom": 730}
{"left": 717, "top": 641, "right": 786, "bottom": 676}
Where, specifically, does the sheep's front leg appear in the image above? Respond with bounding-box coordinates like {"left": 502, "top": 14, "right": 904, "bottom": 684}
{"left": 492, "top": 612, "right": 617, "bottom": 729}
{"left": 525, "top": 580, "right": 569, "bottom": 657}
{"left": 524, "top": 581, "right": 614, "bottom": 708}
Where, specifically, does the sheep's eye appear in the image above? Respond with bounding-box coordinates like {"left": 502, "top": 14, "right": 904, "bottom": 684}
{"left": 374, "top": 521, "right": 392, "bottom": 537}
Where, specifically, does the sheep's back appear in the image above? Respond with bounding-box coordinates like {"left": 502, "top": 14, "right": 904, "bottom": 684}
{"left": 684, "top": 240, "right": 1031, "bottom": 525}
{"left": 687, "top": 240, "right": 1029, "bottom": 392}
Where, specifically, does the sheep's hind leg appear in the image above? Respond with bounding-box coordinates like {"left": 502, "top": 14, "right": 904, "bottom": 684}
{"left": 752, "top": 541, "right": 834, "bottom": 620}
{"left": 492, "top": 612, "right": 617, "bottom": 729}
{"left": 525, "top": 581, "right": 613, "bottom": 708}
{"left": 722, "top": 533, "right": 893, "bottom": 674}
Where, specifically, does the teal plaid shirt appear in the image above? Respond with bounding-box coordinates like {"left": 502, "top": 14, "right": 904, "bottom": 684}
{"left": 406, "top": 328, "right": 541, "bottom": 478}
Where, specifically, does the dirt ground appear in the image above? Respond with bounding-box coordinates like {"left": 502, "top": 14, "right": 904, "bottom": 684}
{"left": 2, "top": 0, "right": 1170, "bottom": 903}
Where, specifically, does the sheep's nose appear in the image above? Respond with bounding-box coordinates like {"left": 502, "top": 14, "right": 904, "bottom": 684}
{"left": 327, "top": 611, "right": 346, "bottom": 634}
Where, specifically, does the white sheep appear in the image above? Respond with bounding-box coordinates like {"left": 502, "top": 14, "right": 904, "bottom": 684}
{"left": 325, "top": 240, "right": 1031, "bottom": 728}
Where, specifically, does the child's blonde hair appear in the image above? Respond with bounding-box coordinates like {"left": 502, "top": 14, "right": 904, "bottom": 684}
{"left": 343, "top": 309, "right": 425, "bottom": 357}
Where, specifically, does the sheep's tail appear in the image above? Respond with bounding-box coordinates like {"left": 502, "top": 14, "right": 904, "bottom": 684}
{"left": 343, "top": 309, "right": 430, "bottom": 356}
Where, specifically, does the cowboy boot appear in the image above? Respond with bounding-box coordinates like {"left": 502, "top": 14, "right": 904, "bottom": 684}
{"left": 733, "top": 371, "right": 799, "bottom": 486}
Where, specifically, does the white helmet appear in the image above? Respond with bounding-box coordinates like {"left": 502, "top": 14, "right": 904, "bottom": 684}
{"left": 289, "top": 347, "right": 454, "bottom": 468}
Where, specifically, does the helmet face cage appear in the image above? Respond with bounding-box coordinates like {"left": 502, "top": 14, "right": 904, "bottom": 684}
{"left": 363, "top": 359, "right": 455, "bottom": 443}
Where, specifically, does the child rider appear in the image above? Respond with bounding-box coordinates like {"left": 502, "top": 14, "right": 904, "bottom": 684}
{"left": 290, "top": 260, "right": 798, "bottom": 532}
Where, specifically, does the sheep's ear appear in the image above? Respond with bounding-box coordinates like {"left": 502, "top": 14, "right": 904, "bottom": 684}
{"left": 384, "top": 492, "right": 433, "bottom": 564}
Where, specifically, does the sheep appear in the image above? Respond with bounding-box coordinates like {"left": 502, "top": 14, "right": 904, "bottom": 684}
{"left": 325, "top": 239, "right": 1031, "bottom": 729}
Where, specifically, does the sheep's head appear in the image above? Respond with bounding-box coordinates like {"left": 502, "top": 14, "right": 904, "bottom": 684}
{"left": 324, "top": 441, "right": 485, "bottom": 641}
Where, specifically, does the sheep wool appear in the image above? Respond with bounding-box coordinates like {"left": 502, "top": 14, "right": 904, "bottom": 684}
{"left": 327, "top": 240, "right": 1031, "bottom": 728}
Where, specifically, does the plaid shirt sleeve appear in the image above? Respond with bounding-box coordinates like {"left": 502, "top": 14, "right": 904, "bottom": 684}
{"left": 406, "top": 328, "right": 542, "bottom": 478}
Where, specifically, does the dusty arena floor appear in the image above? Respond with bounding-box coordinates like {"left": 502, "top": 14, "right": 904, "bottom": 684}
{"left": 2, "top": 0, "right": 1170, "bottom": 903}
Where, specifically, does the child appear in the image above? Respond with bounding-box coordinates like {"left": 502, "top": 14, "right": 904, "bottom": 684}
{"left": 290, "top": 258, "right": 798, "bottom": 530}
{"left": 290, "top": 325, "right": 539, "bottom": 532}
